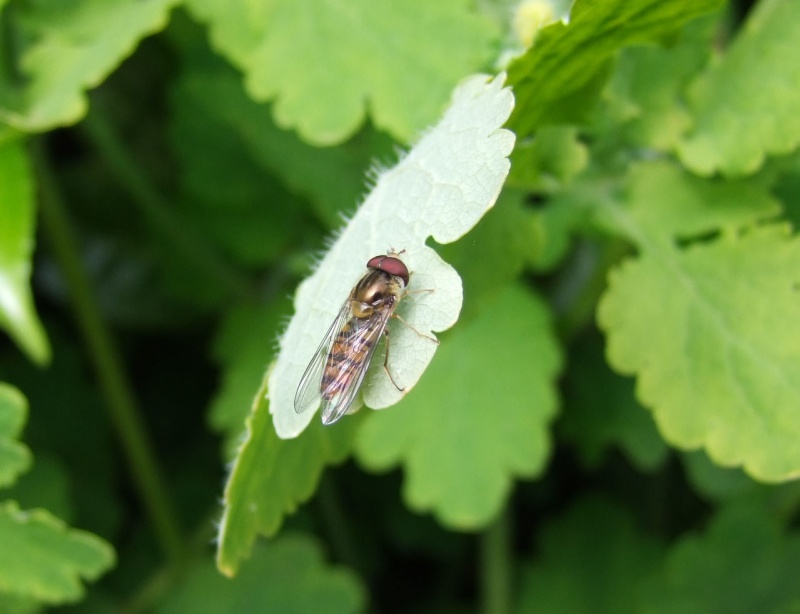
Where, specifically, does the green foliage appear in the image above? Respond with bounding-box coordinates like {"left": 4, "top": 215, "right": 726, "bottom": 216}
{"left": 160, "top": 534, "right": 365, "bottom": 614}
{"left": 0, "top": 383, "right": 115, "bottom": 607}
{"left": 184, "top": 0, "right": 498, "bottom": 145}
{"left": 0, "top": 141, "right": 49, "bottom": 364}
{"left": 1, "top": 0, "right": 800, "bottom": 611}
{"left": 355, "top": 284, "right": 561, "bottom": 529}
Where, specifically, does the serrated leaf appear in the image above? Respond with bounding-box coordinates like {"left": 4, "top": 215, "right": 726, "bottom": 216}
{"left": 270, "top": 73, "right": 515, "bottom": 439}
{"left": 0, "top": 141, "right": 49, "bottom": 364}
{"left": 678, "top": 0, "right": 800, "bottom": 176}
{"left": 597, "top": 161, "right": 800, "bottom": 481}
{"left": 164, "top": 534, "right": 364, "bottom": 614}
{"left": 507, "top": 0, "right": 723, "bottom": 136}
{"left": 0, "top": 0, "right": 178, "bottom": 132}
{"left": 516, "top": 496, "right": 664, "bottom": 613}
{"left": 184, "top": 0, "right": 497, "bottom": 145}
{"left": 0, "top": 383, "right": 31, "bottom": 489}
{"left": 559, "top": 335, "right": 668, "bottom": 472}
{"left": 355, "top": 284, "right": 561, "bottom": 529}
{"left": 0, "top": 501, "right": 114, "bottom": 604}
{"left": 643, "top": 503, "right": 800, "bottom": 613}
{"left": 169, "top": 48, "right": 394, "bottom": 228}
{"left": 216, "top": 374, "right": 360, "bottom": 576}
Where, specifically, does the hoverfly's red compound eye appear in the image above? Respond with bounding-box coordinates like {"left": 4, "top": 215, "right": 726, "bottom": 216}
{"left": 366, "top": 254, "right": 409, "bottom": 286}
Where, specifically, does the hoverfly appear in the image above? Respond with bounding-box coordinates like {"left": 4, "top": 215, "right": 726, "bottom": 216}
{"left": 294, "top": 252, "right": 432, "bottom": 425}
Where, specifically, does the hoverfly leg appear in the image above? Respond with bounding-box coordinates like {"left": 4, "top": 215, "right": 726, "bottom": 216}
{"left": 391, "top": 313, "right": 440, "bottom": 345}
{"left": 382, "top": 327, "right": 405, "bottom": 391}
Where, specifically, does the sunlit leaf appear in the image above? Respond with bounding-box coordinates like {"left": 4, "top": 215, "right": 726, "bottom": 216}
{"left": 507, "top": 0, "right": 723, "bottom": 136}
{"left": 597, "top": 161, "right": 800, "bottom": 481}
{"left": 184, "top": 0, "right": 497, "bottom": 145}
{"left": 0, "top": 141, "right": 49, "bottom": 364}
{"left": 270, "top": 73, "right": 515, "bottom": 438}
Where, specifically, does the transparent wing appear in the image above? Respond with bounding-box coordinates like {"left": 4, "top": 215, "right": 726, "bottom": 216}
{"left": 294, "top": 298, "right": 353, "bottom": 414}
{"left": 319, "top": 305, "right": 394, "bottom": 426}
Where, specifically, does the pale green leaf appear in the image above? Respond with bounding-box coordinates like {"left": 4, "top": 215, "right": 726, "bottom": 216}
{"left": 0, "top": 141, "right": 49, "bottom": 364}
{"left": 678, "top": 0, "right": 800, "bottom": 176}
{"left": 216, "top": 373, "right": 360, "bottom": 576}
{"left": 0, "top": 501, "right": 115, "bottom": 604}
{"left": 643, "top": 504, "right": 800, "bottom": 613}
{"left": 184, "top": 0, "right": 497, "bottom": 145}
{"left": 0, "top": 0, "right": 178, "bottom": 132}
{"left": 164, "top": 534, "right": 364, "bottom": 614}
{"left": 507, "top": 0, "right": 723, "bottom": 136}
{"left": 356, "top": 284, "right": 561, "bottom": 529}
{"left": 0, "top": 383, "right": 31, "bottom": 489}
{"left": 270, "top": 73, "right": 515, "bottom": 438}
{"left": 516, "top": 497, "right": 664, "bottom": 613}
{"left": 597, "top": 161, "right": 800, "bottom": 481}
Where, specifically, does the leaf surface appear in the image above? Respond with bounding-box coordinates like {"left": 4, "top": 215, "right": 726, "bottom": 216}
{"left": 270, "top": 73, "right": 515, "bottom": 438}
{"left": 678, "top": 0, "right": 800, "bottom": 176}
{"left": 0, "top": 501, "right": 114, "bottom": 604}
{"left": 0, "top": 0, "right": 177, "bottom": 132}
{"left": 507, "top": 0, "right": 723, "bottom": 136}
{"left": 355, "top": 284, "right": 561, "bottom": 529}
{"left": 165, "top": 534, "right": 364, "bottom": 614}
{"left": 0, "top": 141, "right": 49, "bottom": 364}
{"left": 597, "top": 161, "right": 800, "bottom": 481}
{"left": 184, "top": 0, "right": 496, "bottom": 144}
{"left": 216, "top": 374, "right": 360, "bottom": 576}
{"left": 0, "top": 383, "right": 31, "bottom": 489}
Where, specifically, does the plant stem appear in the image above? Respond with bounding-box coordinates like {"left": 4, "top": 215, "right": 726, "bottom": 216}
{"left": 480, "top": 509, "right": 512, "bottom": 614}
{"left": 35, "top": 144, "right": 185, "bottom": 565}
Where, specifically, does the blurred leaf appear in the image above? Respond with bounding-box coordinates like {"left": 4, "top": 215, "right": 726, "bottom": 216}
{"left": 678, "top": 0, "right": 800, "bottom": 176}
{"left": 516, "top": 496, "right": 664, "bottom": 613}
{"left": 0, "top": 593, "right": 39, "bottom": 614}
{"left": 437, "top": 190, "right": 538, "bottom": 322}
{"left": 643, "top": 503, "right": 800, "bottom": 613}
{"left": 507, "top": 0, "right": 723, "bottom": 136}
{"left": 559, "top": 335, "right": 668, "bottom": 472}
{"left": 168, "top": 28, "right": 401, "bottom": 227}
{"left": 208, "top": 299, "right": 290, "bottom": 459}
{"left": 270, "top": 73, "right": 515, "bottom": 438}
{"left": 0, "top": 382, "right": 31, "bottom": 489}
{"left": 356, "top": 284, "right": 561, "bottom": 529}
{"left": 216, "top": 374, "right": 360, "bottom": 576}
{"left": 508, "top": 126, "right": 588, "bottom": 191}
{"left": 0, "top": 501, "right": 114, "bottom": 605}
{"left": 597, "top": 161, "right": 800, "bottom": 481}
{"left": 3, "top": 453, "right": 73, "bottom": 522}
{"left": 602, "top": 16, "right": 715, "bottom": 151}
{"left": 184, "top": 0, "right": 497, "bottom": 145}
{"left": 0, "top": 0, "right": 178, "bottom": 132}
{"left": 163, "top": 534, "right": 364, "bottom": 614}
{"left": 0, "top": 141, "right": 49, "bottom": 364}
